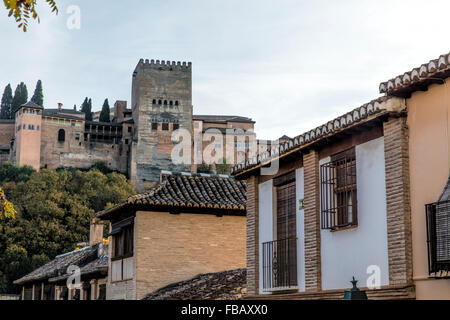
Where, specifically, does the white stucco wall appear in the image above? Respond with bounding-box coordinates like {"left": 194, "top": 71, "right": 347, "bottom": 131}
{"left": 295, "top": 168, "right": 306, "bottom": 291}
{"left": 320, "top": 137, "right": 390, "bottom": 290}
{"left": 258, "top": 179, "right": 274, "bottom": 294}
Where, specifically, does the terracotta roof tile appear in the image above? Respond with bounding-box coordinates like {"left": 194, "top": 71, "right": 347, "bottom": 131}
{"left": 97, "top": 172, "right": 246, "bottom": 219}
{"left": 128, "top": 172, "right": 246, "bottom": 211}
{"left": 232, "top": 96, "right": 394, "bottom": 176}
{"left": 143, "top": 269, "right": 246, "bottom": 300}
{"left": 379, "top": 52, "right": 450, "bottom": 96}
{"left": 14, "top": 244, "right": 107, "bottom": 285}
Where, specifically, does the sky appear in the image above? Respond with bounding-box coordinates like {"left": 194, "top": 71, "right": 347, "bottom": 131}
{"left": 1, "top": 0, "right": 450, "bottom": 140}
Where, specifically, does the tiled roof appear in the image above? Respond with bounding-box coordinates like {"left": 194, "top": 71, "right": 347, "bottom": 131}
{"left": 44, "top": 108, "right": 83, "bottom": 115}
{"left": 42, "top": 110, "right": 85, "bottom": 121}
{"left": 193, "top": 115, "right": 255, "bottom": 124}
{"left": 20, "top": 101, "right": 43, "bottom": 110}
{"left": 96, "top": 171, "right": 246, "bottom": 219}
{"left": 143, "top": 269, "right": 246, "bottom": 300}
{"left": 48, "top": 255, "right": 108, "bottom": 283}
{"left": 13, "top": 244, "right": 107, "bottom": 285}
{"left": 379, "top": 52, "right": 450, "bottom": 97}
{"left": 232, "top": 96, "right": 399, "bottom": 176}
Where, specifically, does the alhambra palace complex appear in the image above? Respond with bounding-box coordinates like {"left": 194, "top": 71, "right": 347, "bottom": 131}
{"left": 0, "top": 59, "right": 255, "bottom": 188}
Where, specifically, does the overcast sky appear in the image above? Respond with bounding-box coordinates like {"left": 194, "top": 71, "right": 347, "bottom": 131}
{"left": 1, "top": 0, "right": 449, "bottom": 140}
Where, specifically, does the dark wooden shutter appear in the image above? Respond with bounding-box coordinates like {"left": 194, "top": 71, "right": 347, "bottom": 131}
{"left": 276, "top": 181, "right": 297, "bottom": 241}
{"left": 275, "top": 174, "right": 297, "bottom": 287}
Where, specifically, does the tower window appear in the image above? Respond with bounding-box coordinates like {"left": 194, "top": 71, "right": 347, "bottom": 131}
{"left": 58, "top": 129, "right": 66, "bottom": 142}
{"left": 162, "top": 123, "right": 169, "bottom": 131}
{"left": 175, "top": 101, "right": 179, "bottom": 106}
{"left": 173, "top": 123, "right": 180, "bottom": 131}
{"left": 158, "top": 100, "right": 162, "bottom": 105}
{"left": 151, "top": 122, "right": 158, "bottom": 130}
{"left": 37, "top": 125, "right": 40, "bottom": 131}
{"left": 23, "top": 124, "right": 26, "bottom": 130}
{"left": 169, "top": 101, "right": 173, "bottom": 106}
{"left": 152, "top": 99, "right": 156, "bottom": 104}
{"left": 164, "top": 100, "right": 167, "bottom": 105}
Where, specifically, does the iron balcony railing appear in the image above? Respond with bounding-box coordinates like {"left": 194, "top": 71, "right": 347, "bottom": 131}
{"left": 426, "top": 200, "right": 450, "bottom": 275}
{"left": 262, "top": 238, "right": 298, "bottom": 291}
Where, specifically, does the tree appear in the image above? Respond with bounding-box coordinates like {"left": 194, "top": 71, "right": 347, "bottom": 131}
{"left": 11, "top": 82, "right": 28, "bottom": 115}
{"left": 0, "top": 186, "right": 15, "bottom": 220}
{"left": 31, "top": 80, "right": 43, "bottom": 107}
{"left": 197, "top": 162, "right": 214, "bottom": 174}
{"left": 2, "top": 0, "right": 58, "bottom": 32}
{"left": 80, "top": 97, "right": 93, "bottom": 121}
{"left": 215, "top": 158, "right": 232, "bottom": 175}
{"left": 0, "top": 84, "right": 13, "bottom": 119}
{"left": 0, "top": 161, "right": 35, "bottom": 184}
{"left": 0, "top": 164, "right": 135, "bottom": 293}
{"left": 99, "top": 99, "right": 110, "bottom": 122}
{"left": 87, "top": 98, "right": 93, "bottom": 121}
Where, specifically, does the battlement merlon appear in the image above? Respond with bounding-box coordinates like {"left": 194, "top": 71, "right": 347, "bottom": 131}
{"left": 133, "top": 59, "right": 192, "bottom": 76}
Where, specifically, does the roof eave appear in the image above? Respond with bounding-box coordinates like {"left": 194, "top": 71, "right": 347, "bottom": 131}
{"left": 233, "top": 109, "right": 395, "bottom": 179}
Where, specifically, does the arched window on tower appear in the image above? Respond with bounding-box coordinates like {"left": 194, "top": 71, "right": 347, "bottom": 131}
{"left": 175, "top": 101, "right": 179, "bottom": 106}
{"left": 58, "top": 129, "right": 65, "bottom": 142}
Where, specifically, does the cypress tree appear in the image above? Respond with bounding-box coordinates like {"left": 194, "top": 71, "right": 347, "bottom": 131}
{"left": 80, "top": 97, "right": 93, "bottom": 121}
{"left": 11, "top": 82, "right": 28, "bottom": 115}
{"left": 99, "top": 99, "right": 110, "bottom": 122}
{"left": 31, "top": 80, "right": 44, "bottom": 107}
{"left": 0, "top": 84, "right": 13, "bottom": 119}
{"left": 87, "top": 98, "right": 93, "bottom": 121}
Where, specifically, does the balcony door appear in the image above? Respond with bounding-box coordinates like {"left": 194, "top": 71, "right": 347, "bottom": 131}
{"left": 275, "top": 180, "right": 298, "bottom": 288}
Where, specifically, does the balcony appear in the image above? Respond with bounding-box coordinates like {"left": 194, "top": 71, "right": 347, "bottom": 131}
{"left": 262, "top": 238, "right": 298, "bottom": 292}
{"left": 426, "top": 200, "right": 450, "bottom": 275}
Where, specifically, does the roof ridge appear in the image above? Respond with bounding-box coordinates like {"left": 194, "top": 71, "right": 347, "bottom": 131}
{"left": 379, "top": 52, "right": 450, "bottom": 95}
{"left": 161, "top": 170, "right": 233, "bottom": 179}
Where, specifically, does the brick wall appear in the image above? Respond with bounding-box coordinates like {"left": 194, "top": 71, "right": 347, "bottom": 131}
{"left": 303, "top": 150, "right": 321, "bottom": 291}
{"left": 135, "top": 211, "right": 246, "bottom": 300}
{"left": 383, "top": 116, "right": 413, "bottom": 285}
{"left": 0, "top": 122, "right": 14, "bottom": 146}
{"left": 245, "top": 175, "right": 259, "bottom": 296}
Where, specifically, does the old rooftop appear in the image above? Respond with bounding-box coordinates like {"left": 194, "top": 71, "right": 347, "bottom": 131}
{"left": 14, "top": 244, "right": 108, "bottom": 286}
{"left": 379, "top": 52, "right": 450, "bottom": 98}
{"left": 193, "top": 115, "right": 255, "bottom": 124}
{"left": 143, "top": 268, "right": 246, "bottom": 300}
{"left": 96, "top": 171, "right": 246, "bottom": 220}
{"left": 231, "top": 96, "right": 405, "bottom": 177}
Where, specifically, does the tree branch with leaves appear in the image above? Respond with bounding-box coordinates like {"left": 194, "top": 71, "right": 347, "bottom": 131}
{"left": 3, "top": 0, "right": 58, "bottom": 32}
{"left": 0, "top": 187, "right": 16, "bottom": 219}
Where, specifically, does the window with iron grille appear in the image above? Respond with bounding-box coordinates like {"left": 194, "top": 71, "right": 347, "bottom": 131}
{"left": 320, "top": 148, "right": 357, "bottom": 230}
{"left": 426, "top": 200, "right": 450, "bottom": 275}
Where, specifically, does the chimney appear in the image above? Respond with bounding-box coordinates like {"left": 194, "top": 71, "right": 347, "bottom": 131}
{"left": 58, "top": 103, "right": 63, "bottom": 111}
{"left": 89, "top": 218, "right": 104, "bottom": 246}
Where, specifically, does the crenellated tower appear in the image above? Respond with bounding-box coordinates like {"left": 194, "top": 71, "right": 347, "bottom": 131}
{"left": 130, "top": 59, "right": 193, "bottom": 188}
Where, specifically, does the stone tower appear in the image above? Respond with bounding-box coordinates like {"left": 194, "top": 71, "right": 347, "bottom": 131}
{"left": 14, "top": 101, "right": 43, "bottom": 171}
{"left": 130, "top": 59, "right": 193, "bottom": 188}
